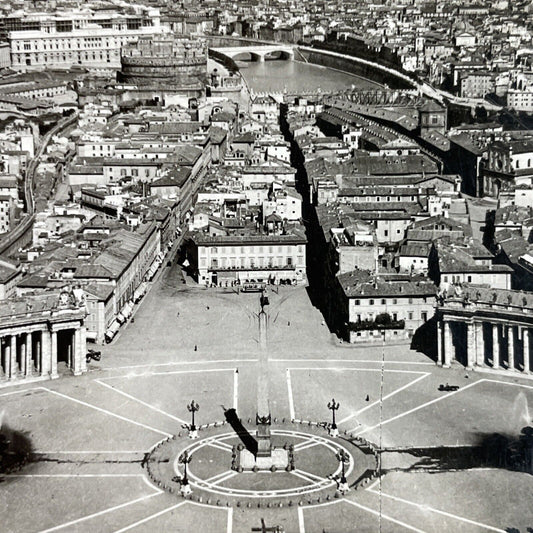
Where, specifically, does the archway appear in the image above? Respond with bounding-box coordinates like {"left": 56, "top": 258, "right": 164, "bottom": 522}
{"left": 450, "top": 322, "right": 467, "bottom": 366}
{"left": 231, "top": 51, "right": 261, "bottom": 62}
{"left": 57, "top": 329, "right": 75, "bottom": 371}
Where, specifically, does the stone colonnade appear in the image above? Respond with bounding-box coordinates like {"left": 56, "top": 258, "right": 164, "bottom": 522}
{"left": 438, "top": 318, "right": 531, "bottom": 372}
{"left": 0, "top": 322, "right": 86, "bottom": 384}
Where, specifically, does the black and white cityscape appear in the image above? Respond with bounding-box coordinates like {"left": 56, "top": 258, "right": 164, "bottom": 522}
{"left": 0, "top": 0, "right": 533, "bottom": 531}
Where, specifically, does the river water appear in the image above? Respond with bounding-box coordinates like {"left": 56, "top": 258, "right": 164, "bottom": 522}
{"left": 238, "top": 59, "right": 380, "bottom": 93}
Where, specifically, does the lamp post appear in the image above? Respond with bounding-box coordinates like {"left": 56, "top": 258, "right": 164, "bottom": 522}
{"left": 178, "top": 450, "right": 192, "bottom": 496}
{"left": 187, "top": 400, "right": 199, "bottom": 439}
{"left": 336, "top": 449, "right": 350, "bottom": 494}
{"left": 328, "top": 398, "right": 340, "bottom": 437}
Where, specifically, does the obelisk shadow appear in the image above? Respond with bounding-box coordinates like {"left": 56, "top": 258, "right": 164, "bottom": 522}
{"left": 222, "top": 407, "right": 258, "bottom": 455}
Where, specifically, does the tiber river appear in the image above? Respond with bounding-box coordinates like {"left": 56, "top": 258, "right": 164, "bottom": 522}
{"left": 238, "top": 58, "right": 381, "bottom": 93}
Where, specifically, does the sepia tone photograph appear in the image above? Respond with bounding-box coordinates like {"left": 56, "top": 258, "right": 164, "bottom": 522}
{"left": 0, "top": 0, "right": 532, "bottom": 531}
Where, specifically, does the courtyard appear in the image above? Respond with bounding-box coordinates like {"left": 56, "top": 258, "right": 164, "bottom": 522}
{"left": 1, "top": 262, "right": 533, "bottom": 532}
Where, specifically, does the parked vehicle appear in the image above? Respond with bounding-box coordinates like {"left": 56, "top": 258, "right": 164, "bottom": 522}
{"left": 86, "top": 349, "right": 101, "bottom": 362}
{"left": 438, "top": 383, "right": 459, "bottom": 392}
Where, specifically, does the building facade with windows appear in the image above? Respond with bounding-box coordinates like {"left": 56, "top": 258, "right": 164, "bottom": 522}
{"left": 8, "top": 9, "right": 164, "bottom": 71}
{"left": 334, "top": 270, "right": 437, "bottom": 343}
{"left": 186, "top": 231, "right": 307, "bottom": 287}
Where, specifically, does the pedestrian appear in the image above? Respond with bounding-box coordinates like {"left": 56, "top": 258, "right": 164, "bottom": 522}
{"left": 206, "top": 306, "right": 210, "bottom": 310}
{"left": 194, "top": 345, "right": 197, "bottom": 352}
{"left": 365, "top": 395, "right": 369, "bottom": 402}
{"left": 288, "top": 321, "right": 290, "bottom": 326}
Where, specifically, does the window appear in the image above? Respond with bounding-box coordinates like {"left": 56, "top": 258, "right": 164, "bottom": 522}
{"left": 211, "top": 247, "right": 217, "bottom": 254}
{"left": 421, "top": 312, "right": 428, "bottom": 322}
{"left": 393, "top": 313, "right": 398, "bottom": 321}
{"left": 408, "top": 298, "right": 413, "bottom": 304}
{"left": 408, "top": 312, "right": 413, "bottom": 320}
{"left": 392, "top": 299, "right": 397, "bottom": 304}
{"left": 381, "top": 299, "right": 386, "bottom": 305}
{"left": 355, "top": 299, "right": 361, "bottom": 305}
{"left": 369, "top": 299, "right": 374, "bottom": 305}
{"left": 467, "top": 275, "right": 472, "bottom": 282}
{"left": 384, "top": 230, "right": 389, "bottom": 237}
{"left": 287, "top": 257, "right": 293, "bottom": 266}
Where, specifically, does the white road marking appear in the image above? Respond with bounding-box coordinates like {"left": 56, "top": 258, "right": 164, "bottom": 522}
{"left": 291, "top": 469, "right": 329, "bottom": 485}
{"left": 291, "top": 470, "right": 316, "bottom": 484}
{"left": 211, "top": 471, "right": 238, "bottom": 486}
{"left": 43, "top": 388, "right": 171, "bottom": 437}
{"left": 294, "top": 440, "right": 321, "bottom": 452}
{"left": 205, "top": 470, "right": 235, "bottom": 484}
{"left": 366, "top": 478, "right": 380, "bottom": 491}
{"left": 151, "top": 368, "right": 236, "bottom": 377}
{"left": 233, "top": 368, "right": 239, "bottom": 410}
{"left": 355, "top": 380, "right": 483, "bottom": 435}
{"left": 105, "top": 359, "right": 257, "bottom": 370}
{"left": 289, "top": 367, "right": 429, "bottom": 374}
{"left": 271, "top": 359, "right": 434, "bottom": 365}
{"left": 343, "top": 499, "right": 428, "bottom": 533}
{"left": 286, "top": 368, "right": 295, "bottom": 419}
{"left": 113, "top": 501, "right": 187, "bottom": 533}
{"left": 343, "top": 373, "right": 430, "bottom": 428}
{"left": 6, "top": 474, "right": 144, "bottom": 478}
{"left": 95, "top": 379, "right": 187, "bottom": 424}
{"left": 102, "top": 368, "right": 237, "bottom": 380}
{"left": 37, "top": 491, "right": 163, "bottom": 533}
{"left": 0, "top": 388, "right": 37, "bottom": 397}
{"left": 298, "top": 507, "right": 305, "bottom": 533}
{"left": 227, "top": 507, "right": 233, "bottom": 533}
{"left": 211, "top": 440, "right": 233, "bottom": 450}
{"left": 484, "top": 378, "right": 533, "bottom": 390}
{"left": 33, "top": 450, "right": 144, "bottom": 454}
{"left": 367, "top": 488, "right": 507, "bottom": 533}
{"left": 207, "top": 442, "right": 233, "bottom": 453}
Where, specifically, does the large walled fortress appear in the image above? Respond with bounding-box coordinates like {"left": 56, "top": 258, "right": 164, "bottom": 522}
{"left": 118, "top": 36, "right": 207, "bottom": 87}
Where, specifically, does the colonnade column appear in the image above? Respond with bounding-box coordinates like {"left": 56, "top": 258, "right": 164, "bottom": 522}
{"left": 20, "top": 337, "right": 26, "bottom": 376}
{"left": 522, "top": 328, "right": 530, "bottom": 373}
{"left": 508, "top": 326, "right": 515, "bottom": 371}
{"left": 40, "top": 330, "right": 51, "bottom": 376}
{"left": 10, "top": 334, "right": 16, "bottom": 378}
{"left": 475, "top": 322, "right": 484, "bottom": 366}
{"left": 492, "top": 324, "right": 500, "bottom": 369}
{"left": 3, "top": 337, "right": 10, "bottom": 377}
{"left": 50, "top": 331, "right": 58, "bottom": 379}
{"left": 466, "top": 322, "right": 475, "bottom": 369}
{"left": 437, "top": 320, "right": 443, "bottom": 366}
{"left": 25, "top": 333, "right": 33, "bottom": 377}
{"left": 35, "top": 334, "right": 41, "bottom": 374}
{"left": 80, "top": 327, "right": 87, "bottom": 374}
{"left": 72, "top": 329, "right": 82, "bottom": 376}
{"left": 443, "top": 321, "right": 453, "bottom": 367}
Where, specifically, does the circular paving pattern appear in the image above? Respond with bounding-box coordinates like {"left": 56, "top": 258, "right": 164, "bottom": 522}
{"left": 147, "top": 421, "right": 378, "bottom": 507}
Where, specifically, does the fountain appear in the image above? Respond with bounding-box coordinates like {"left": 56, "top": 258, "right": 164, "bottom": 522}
{"left": 510, "top": 392, "right": 531, "bottom": 432}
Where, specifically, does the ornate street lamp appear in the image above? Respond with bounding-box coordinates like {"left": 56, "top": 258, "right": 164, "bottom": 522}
{"left": 328, "top": 398, "right": 340, "bottom": 437}
{"left": 336, "top": 449, "right": 350, "bottom": 494}
{"left": 178, "top": 450, "right": 192, "bottom": 496}
{"left": 187, "top": 400, "right": 199, "bottom": 439}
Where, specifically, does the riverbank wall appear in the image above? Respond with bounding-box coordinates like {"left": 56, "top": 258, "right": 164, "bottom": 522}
{"left": 207, "top": 36, "right": 415, "bottom": 91}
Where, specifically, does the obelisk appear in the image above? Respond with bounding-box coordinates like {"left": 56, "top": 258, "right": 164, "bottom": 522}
{"left": 256, "top": 307, "right": 272, "bottom": 457}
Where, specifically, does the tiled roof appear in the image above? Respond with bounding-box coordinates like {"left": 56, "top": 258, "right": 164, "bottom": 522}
{"left": 338, "top": 269, "right": 437, "bottom": 298}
